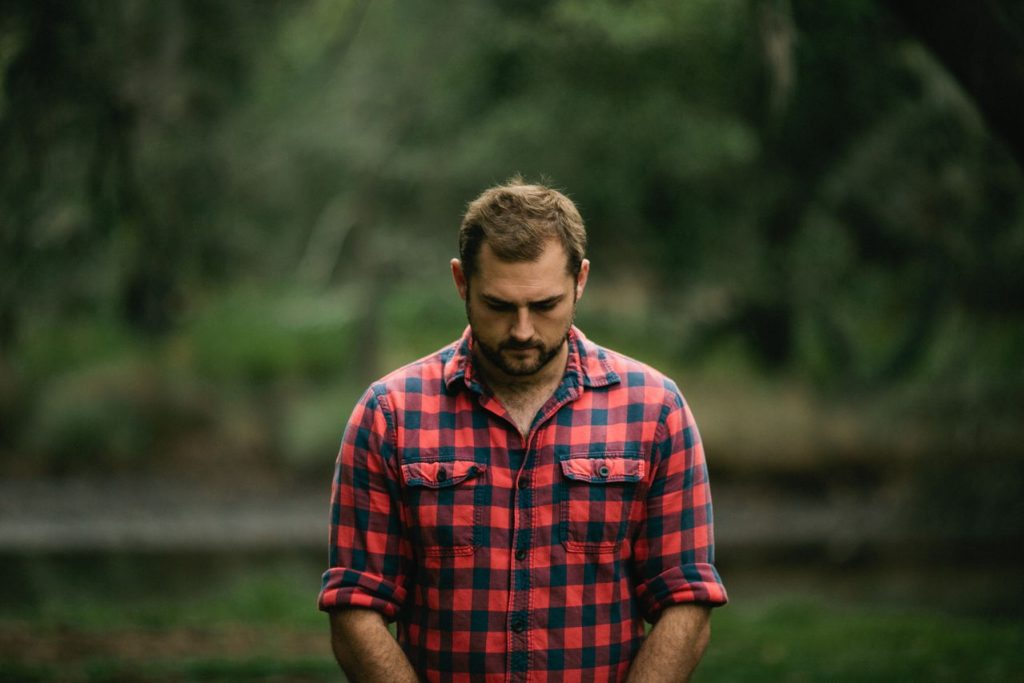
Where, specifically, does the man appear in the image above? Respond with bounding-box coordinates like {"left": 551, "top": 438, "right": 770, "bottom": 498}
{"left": 319, "top": 179, "right": 727, "bottom": 682}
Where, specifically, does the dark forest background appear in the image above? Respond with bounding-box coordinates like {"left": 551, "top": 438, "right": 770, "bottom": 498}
{"left": 1, "top": 1, "right": 1023, "bottom": 680}
{"left": 3, "top": 0, "right": 1023, "bottom": 478}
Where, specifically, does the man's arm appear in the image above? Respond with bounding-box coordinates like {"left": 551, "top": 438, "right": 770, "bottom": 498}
{"left": 629, "top": 390, "right": 726, "bottom": 680}
{"left": 329, "top": 608, "right": 419, "bottom": 683}
{"left": 320, "top": 387, "right": 416, "bottom": 677}
{"left": 626, "top": 604, "right": 711, "bottom": 683}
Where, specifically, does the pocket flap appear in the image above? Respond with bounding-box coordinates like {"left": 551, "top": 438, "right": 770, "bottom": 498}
{"left": 560, "top": 454, "right": 644, "bottom": 483}
{"left": 401, "top": 460, "right": 485, "bottom": 488}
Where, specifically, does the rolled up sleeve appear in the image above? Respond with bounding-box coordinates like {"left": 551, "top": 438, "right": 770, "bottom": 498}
{"left": 318, "top": 387, "right": 411, "bottom": 620}
{"left": 632, "top": 391, "right": 727, "bottom": 622}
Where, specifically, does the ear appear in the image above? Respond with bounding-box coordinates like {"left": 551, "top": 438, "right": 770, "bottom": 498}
{"left": 574, "top": 259, "right": 590, "bottom": 300}
{"left": 451, "top": 258, "right": 468, "bottom": 301}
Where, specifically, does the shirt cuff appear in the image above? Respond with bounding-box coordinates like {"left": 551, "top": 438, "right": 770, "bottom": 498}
{"left": 636, "top": 563, "right": 729, "bottom": 622}
{"left": 318, "top": 567, "right": 406, "bottom": 620}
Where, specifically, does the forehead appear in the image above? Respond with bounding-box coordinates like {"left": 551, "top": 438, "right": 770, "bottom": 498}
{"left": 473, "top": 240, "right": 573, "bottom": 300}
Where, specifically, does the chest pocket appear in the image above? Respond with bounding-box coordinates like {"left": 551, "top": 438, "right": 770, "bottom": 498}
{"left": 558, "top": 449, "right": 645, "bottom": 553}
{"left": 400, "top": 459, "right": 487, "bottom": 557}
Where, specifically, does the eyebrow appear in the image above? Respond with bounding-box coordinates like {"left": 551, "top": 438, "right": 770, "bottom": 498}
{"left": 481, "top": 293, "right": 566, "bottom": 307}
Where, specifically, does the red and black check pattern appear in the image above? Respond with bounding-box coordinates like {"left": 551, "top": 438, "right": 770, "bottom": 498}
{"left": 319, "top": 326, "right": 727, "bottom": 682}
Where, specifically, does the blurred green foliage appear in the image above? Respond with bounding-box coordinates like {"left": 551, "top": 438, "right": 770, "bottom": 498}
{"left": 1, "top": 0, "right": 1022, "bottom": 475}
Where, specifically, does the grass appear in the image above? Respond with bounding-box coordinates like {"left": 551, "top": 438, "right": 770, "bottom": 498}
{"left": 2, "top": 552, "right": 1022, "bottom": 682}
{"left": 701, "top": 598, "right": 1024, "bottom": 682}
{"left": 0, "top": 659, "right": 337, "bottom": 683}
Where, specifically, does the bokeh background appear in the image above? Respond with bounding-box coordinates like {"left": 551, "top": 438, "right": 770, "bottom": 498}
{"left": 2, "top": 1, "right": 1023, "bottom": 680}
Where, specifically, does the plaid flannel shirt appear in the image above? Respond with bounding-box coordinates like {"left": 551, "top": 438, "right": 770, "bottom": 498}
{"left": 319, "top": 326, "right": 727, "bottom": 682}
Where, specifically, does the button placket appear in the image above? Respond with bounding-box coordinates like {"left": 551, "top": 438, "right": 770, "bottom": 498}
{"left": 508, "top": 443, "right": 535, "bottom": 681}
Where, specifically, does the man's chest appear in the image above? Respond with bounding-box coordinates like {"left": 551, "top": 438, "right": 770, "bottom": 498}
{"left": 392, "top": 386, "right": 665, "bottom": 455}
{"left": 501, "top": 391, "right": 552, "bottom": 436}
{"left": 482, "top": 373, "right": 564, "bottom": 436}
{"left": 390, "top": 395, "right": 659, "bottom": 556}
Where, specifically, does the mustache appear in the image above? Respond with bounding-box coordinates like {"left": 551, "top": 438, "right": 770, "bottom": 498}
{"left": 500, "top": 339, "right": 543, "bottom": 351}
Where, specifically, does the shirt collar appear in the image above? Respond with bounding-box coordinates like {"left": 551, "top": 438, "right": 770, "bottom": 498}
{"left": 442, "top": 325, "right": 620, "bottom": 393}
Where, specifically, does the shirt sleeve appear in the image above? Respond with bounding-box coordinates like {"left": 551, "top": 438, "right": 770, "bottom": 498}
{"left": 632, "top": 388, "right": 728, "bottom": 622}
{"left": 318, "top": 386, "right": 412, "bottom": 619}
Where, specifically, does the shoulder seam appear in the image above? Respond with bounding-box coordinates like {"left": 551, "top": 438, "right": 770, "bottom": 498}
{"left": 369, "top": 384, "right": 399, "bottom": 461}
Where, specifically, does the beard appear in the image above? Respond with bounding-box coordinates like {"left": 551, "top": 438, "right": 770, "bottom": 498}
{"left": 473, "top": 331, "right": 568, "bottom": 377}
{"left": 467, "top": 301, "right": 575, "bottom": 378}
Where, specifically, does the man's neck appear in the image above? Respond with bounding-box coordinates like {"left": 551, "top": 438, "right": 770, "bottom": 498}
{"left": 474, "top": 342, "right": 569, "bottom": 436}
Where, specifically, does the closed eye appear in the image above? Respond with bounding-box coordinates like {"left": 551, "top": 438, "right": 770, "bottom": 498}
{"left": 482, "top": 297, "right": 515, "bottom": 312}
{"left": 480, "top": 295, "right": 564, "bottom": 313}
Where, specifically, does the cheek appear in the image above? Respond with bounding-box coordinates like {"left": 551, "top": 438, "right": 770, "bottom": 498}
{"left": 468, "top": 307, "right": 509, "bottom": 334}
{"left": 536, "top": 308, "right": 573, "bottom": 332}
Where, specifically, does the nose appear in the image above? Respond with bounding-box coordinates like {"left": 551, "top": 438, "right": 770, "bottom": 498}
{"left": 510, "top": 307, "right": 535, "bottom": 342}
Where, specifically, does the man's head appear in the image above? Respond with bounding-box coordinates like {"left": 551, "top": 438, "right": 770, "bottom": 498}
{"left": 451, "top": 178, "right": 590, "bottom": 380}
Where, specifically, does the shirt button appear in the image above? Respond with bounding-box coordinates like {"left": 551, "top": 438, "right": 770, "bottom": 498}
{"left": 436, "top": 468, "right": 447, "bottom": 481}
{"left": 517, "top": 477, "right": 528, "bottom": 489}
{"left": 515, "top": 548, "right": 527, "bottom": 561}
{"left": 511, "top": 619, "right": 526, "bottom": 633}
{"left": 598, "top": 465, "right": 610, "bottom": 477}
